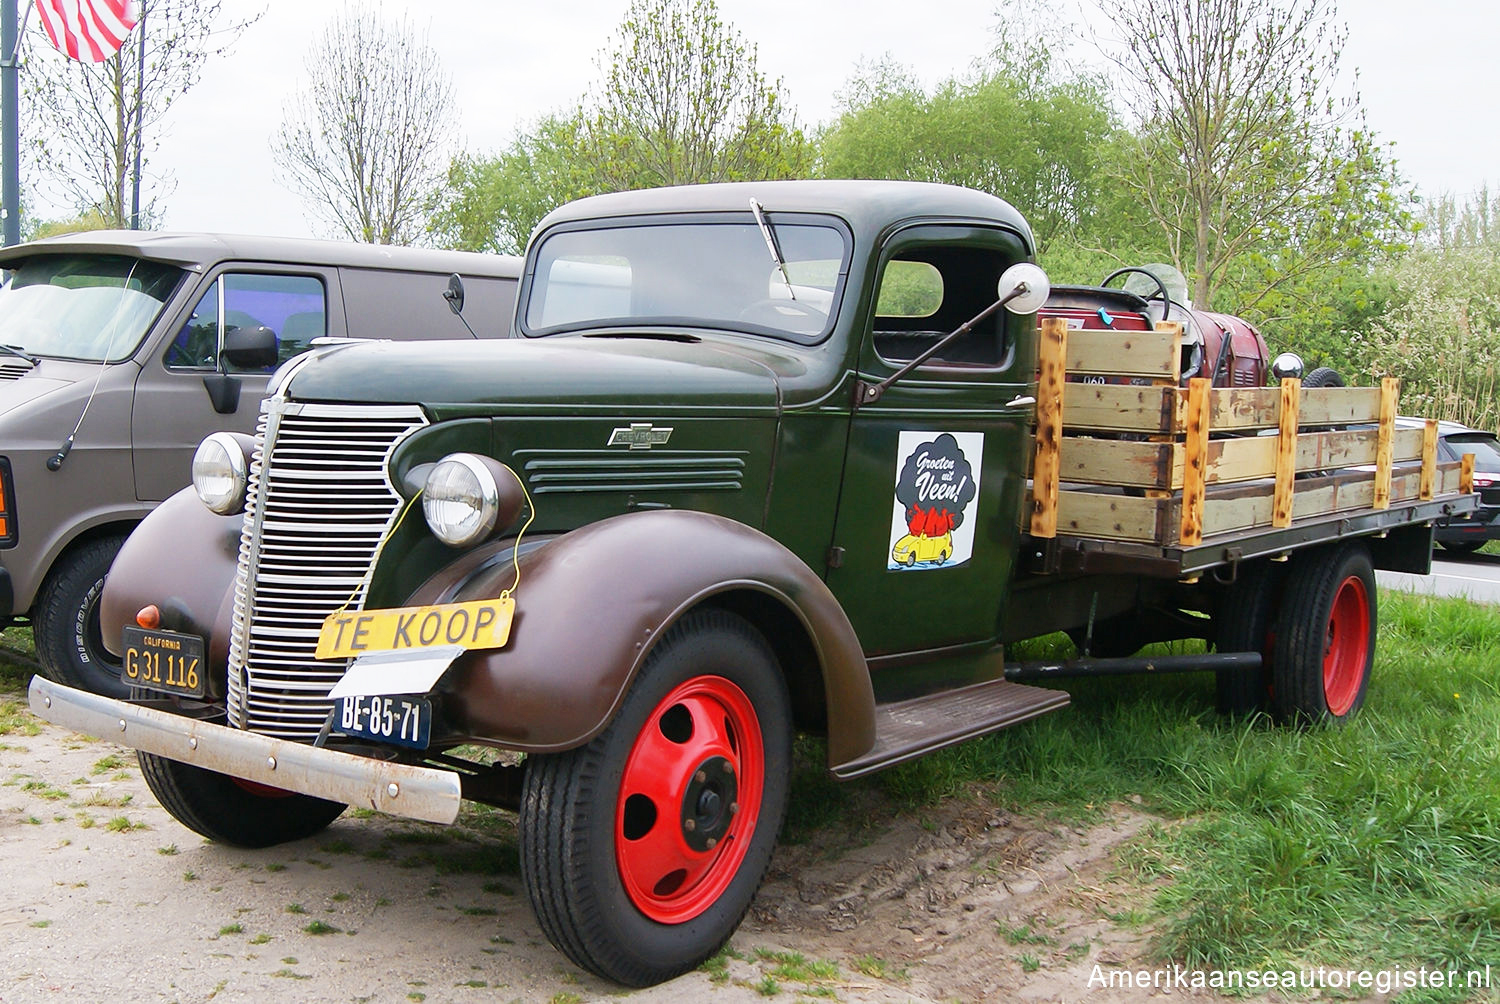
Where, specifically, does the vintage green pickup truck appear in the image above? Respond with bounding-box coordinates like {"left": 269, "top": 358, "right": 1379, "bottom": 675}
{"left": 28, "top": 181, "right": 1476, "bottom": 986}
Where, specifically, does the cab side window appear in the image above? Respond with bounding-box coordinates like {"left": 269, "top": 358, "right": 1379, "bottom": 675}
{"left": 871, "top": 243, "right": 1015, "bottom": 367}
{"left": 166, "top": 273, "right": 327, "bottom": 372}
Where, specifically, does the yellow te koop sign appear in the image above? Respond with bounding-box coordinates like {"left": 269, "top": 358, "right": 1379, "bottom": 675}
{"left": 315, "top": 597, "right": 515, "bottom": 660}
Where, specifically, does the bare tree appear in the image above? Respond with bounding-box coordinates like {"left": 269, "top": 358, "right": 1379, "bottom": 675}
{"left": 274, "top": 5, "right": 455, "bottom": 245}
{"left": 1096, "top": 0, "right": 1399, "bottom": 308}
{"left": 23, "top": 0, "right": 259, "bottom": 227}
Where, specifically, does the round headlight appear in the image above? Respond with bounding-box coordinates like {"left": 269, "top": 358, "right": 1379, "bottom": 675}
{"left": 192, "top": 432, "right": 250, "bottom": 515}
{"left": 423, "top": 454, "right": 501, "bottom": 547}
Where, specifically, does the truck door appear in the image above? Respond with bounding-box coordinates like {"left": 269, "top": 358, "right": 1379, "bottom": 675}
{"left": 131, "top": 267, "right": 339, "bottom": 502}
{"left": 827, "top": 225, "right": 1037, "bottom": 657}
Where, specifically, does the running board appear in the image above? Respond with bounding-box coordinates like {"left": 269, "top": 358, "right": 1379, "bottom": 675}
{"left": 830, "top": 678, "right": 1070, "bottom": 780}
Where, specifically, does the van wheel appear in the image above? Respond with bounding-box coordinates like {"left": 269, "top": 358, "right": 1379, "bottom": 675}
{"left": 138, "top": 752, "right": 346, "bottom": 848}
{"left": 520, "top": 609, "right": 791, "bottom": 986}
{"left": 1272, "top": 543, "right": 1376, "bottom": 724}
{"left": 33, "top": 535, "right": 129, "bottom": 698}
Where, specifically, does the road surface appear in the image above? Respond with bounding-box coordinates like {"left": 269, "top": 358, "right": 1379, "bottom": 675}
{"left": 1377, "top": 549, "right": 1500, "bottom": 604}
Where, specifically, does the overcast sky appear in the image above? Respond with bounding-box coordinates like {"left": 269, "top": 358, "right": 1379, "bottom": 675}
{"left": 27, "top": 0, "right": 1500, "bottom": 239}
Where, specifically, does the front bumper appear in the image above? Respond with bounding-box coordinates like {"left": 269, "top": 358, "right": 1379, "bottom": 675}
{"left": 28, "top": 677, "right": 462, "bottom": 824}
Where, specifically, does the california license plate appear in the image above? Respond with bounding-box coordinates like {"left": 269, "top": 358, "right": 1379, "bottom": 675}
{"left": 337, "top": 694, "right": 432, "bottom": 750}
{"left": 121, "top": 626, "right": 207, "bottom": 698}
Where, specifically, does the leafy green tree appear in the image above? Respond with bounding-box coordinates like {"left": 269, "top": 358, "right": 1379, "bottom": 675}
{"left": 432, "top": 0, "right": 808, "bottom": 254}
{"left": 817, "top": 34, "right": 1118, "bottom": 253}
{"left": 1359, "top": 246, "right": 1500, "bottom": 429}
{"left": 1098, "top": 0, "right": 1410, "bottom": 311}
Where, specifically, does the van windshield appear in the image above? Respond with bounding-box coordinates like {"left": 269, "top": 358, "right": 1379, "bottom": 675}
{"left": 0, "top": 253, "right": 185, "bottom": 362}
{"left": 523, "top": 217, "right": 849, "bottom": 344}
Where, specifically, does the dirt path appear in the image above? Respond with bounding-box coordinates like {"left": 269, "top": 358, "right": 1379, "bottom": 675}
{"left": 0, "top": 698, "right": 1185, "bottom": 1003}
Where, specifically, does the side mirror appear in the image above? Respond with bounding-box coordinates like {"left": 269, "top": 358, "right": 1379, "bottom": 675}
{"left": 443, "top": 273, "right": 465, "bottom": 315}
{"left": 1270, "top": 352, "right": 1304, "bottom": 381}
{"left": 221, "top": 324, "right": 278, "bottom": 370}
{"left": 997, "top": 262, "right": 1050, "bottom": 315}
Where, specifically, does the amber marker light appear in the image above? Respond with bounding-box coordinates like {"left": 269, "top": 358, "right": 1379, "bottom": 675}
{"left": 136, "top": 605, "right": 161, "bottom": 629}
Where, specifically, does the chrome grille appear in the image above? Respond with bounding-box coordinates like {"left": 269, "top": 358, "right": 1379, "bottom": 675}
{"left": 226, "top": 400, "right": 427, "bottom": 738}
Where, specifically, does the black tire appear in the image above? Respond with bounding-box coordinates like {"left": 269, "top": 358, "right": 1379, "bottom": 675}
{"left": 1302, "top": 366, "right": 1345, "bottom": 388}
{"left": 1438, "top": 539, "right": 1485, "bottom": 554}
{"left": 1214, "top": 561, "right": 1284, "bottom": 715}
{"left": 139, "top": 752, "right": 346, "bottom": 848}
{"left": 1271, "top": 543, "right": 1376, "bottom": 724}
{"left": 520, "top": 609, "right": 792, "bottom": 987}
{"left": 33, "top": 534, "right": 129, "bottom": 698}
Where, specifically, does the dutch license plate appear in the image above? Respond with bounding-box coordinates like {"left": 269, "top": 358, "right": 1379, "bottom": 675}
{"left": 315, "top": 596, "right": 514, "bottom": 661}
{"left": 121, "top": 625, "right": 207, "bottom": 698}
{"left": 337, "top": 694, "right": 431, "bottom": 750}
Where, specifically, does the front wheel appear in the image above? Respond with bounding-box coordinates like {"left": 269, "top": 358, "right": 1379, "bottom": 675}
{"left": 139, "top": 752, "right": 346, "bottom": 848}
{"left": 1271, "top": 543, "right": 1376, "bottom": 724}
{"left": 520, "top": 609, "right": 792, "bottom": 986}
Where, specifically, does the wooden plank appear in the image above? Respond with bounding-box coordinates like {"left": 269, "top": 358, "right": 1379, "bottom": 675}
{"left": 1061, "top": 384, "right": 1176, "bottom": 434}
{"left": 1420, "top": 419, "right": 1438, "bottom": 501}
{"left": 1058, "top": 438, "right": 1172, "bottom": 488}
{"left": 1154, "top": 321, "right": 1183, "bottom": 384}
{"left": 1374, "top": 377, "right": 1399, "bottom": 509}
{"left": 1053, "top": 491, "right": 1165, "bottom": 542}
{"left": 1197, "top": 466, "right": 1437, "bottom": 540}
{"left": 1274, "top": 378, "right": 1299, "bottom": 527}
{"left": 1165, "top": 386, "right": 1383, "bottom": 433}
{"left": 1029, "top": 317, "right": 1067, "bottom": 538}
{"left": 1179, "top": 378, "right": 1210, "bottom": 547}
{"left": 1461, "top": 452, "right": 1475, "bottom": 494}
{"left": 1066, "top": 327, "right": 1180, "bottom": 380}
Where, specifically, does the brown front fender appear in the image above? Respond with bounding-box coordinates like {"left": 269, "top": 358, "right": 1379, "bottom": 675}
{"left": 421, "top": 510, "right": 876, "bottom": 767}
{"left": 99, "top": 487, "right": 241, "bottom": 689}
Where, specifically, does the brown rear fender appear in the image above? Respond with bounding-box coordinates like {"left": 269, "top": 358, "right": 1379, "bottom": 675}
{"left": 99, "top": 487, "right": 241, "bottom": 689}
{"left": 422, "top": 509, "right": 876, "bottom": 767}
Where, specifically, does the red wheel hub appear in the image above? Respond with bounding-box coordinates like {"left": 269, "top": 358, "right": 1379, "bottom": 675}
{"left": 615, "top": 675, "right": 764, "bottom": 924}
{"left": 1322, "top": 574, "right": 1371, "bottom": 716}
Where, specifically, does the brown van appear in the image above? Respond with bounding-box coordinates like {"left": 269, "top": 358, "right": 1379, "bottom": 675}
{"left": 0, "top": 230, "right": 520, "bottom": 696}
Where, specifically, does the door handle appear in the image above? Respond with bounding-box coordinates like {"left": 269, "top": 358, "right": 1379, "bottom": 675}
{"left": 1003, "top": 395, "right": 1036, "bottom": 409}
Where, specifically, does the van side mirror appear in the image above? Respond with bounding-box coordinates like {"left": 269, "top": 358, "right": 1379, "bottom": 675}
{"left": 443, "top": 273, "right": 465, "bottom": 315}
{"left": 221, "top": 324, "right": 279, "bottom": 370}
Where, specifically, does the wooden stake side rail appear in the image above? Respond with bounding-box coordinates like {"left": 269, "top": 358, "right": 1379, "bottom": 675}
{"left": 1027, "top": 316, "right": 1465, "bottom": 549}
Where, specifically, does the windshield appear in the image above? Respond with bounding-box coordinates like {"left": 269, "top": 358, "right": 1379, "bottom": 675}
{"left": 523, "top": 217, "right": 849, "bottom": 343}
{"left": 0, "top": 253, "right": 185, "bottom": 362}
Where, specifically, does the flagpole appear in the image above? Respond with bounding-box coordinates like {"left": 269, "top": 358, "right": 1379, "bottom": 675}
{"left": 2, "top": 0, "right": 20, "bottom": 246}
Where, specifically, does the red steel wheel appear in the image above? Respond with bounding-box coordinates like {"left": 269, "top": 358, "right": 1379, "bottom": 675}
{"left": 1322, "top": 573, "right": 1372, "bottom": 717}
{"left": 520, "top": 609, "right": 791, "bottom": 986}
{"left": 615, "top": 675, "right": 764, "bottom": 924}
{"left": 1272, "top": 542, "right": 1377, "bottom": 724}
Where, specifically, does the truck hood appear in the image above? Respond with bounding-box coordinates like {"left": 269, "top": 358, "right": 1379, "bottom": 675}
{"left": 282, "top": 335, "right": 784, "bottom": 413}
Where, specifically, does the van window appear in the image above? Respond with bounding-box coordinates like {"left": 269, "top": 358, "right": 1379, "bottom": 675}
{"left": 166, "top": 273, "right": 327, "bottom": 372}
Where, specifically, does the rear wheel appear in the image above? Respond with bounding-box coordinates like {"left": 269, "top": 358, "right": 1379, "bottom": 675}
{"left": 1214, "top": 561, "right": 1284, "bottom": 715}
{"left": 33, "top": 534, "right": 129, "bottom": 698}
{"left": 1271, "top": 543, "right": 1376, "bottom": 724}
{"left": 1302, "top": 366, "right": 1345, "bottom": 388}
{"left": 139, "top": 752, "right": 346, "bottom": 848}
{"left": 520, "top": 609, "right": 791, "bottom": 986}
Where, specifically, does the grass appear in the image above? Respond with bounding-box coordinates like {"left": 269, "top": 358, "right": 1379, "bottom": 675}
{"left": 785, "top": 590, "right": 1500, "bottom": 991}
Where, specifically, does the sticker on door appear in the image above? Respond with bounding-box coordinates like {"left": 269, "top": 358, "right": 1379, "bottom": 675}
{"left": 887, "top": 431, "right": 983, "bottom": 570}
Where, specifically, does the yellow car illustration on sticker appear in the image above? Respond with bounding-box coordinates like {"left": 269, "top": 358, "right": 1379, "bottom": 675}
{"left": 891, "top": 531, "right": 954, "bottom": 567}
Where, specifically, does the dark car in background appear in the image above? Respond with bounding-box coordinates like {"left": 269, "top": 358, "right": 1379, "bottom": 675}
{"left": 0, "top": 230, "right": 521, "bottom": 696}
{"left": 1430, "top": 422, "right": 1500, "bottom": 553}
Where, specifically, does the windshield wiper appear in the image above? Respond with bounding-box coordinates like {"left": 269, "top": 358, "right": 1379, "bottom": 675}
{"left": 0, "top": 343, "right": 38, "bottom": 365}
{"left": 749, "top": 198, "right": 796, "bottom": 301}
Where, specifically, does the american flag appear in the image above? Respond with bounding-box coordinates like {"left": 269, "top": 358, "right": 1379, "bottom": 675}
{"left": 34, "top": 0, "right": 138, "bottom": 62}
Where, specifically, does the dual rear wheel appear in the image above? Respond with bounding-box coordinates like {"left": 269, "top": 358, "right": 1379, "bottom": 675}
{"left": 1216, "top": 541, "right": 1377, "bottom": 724}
